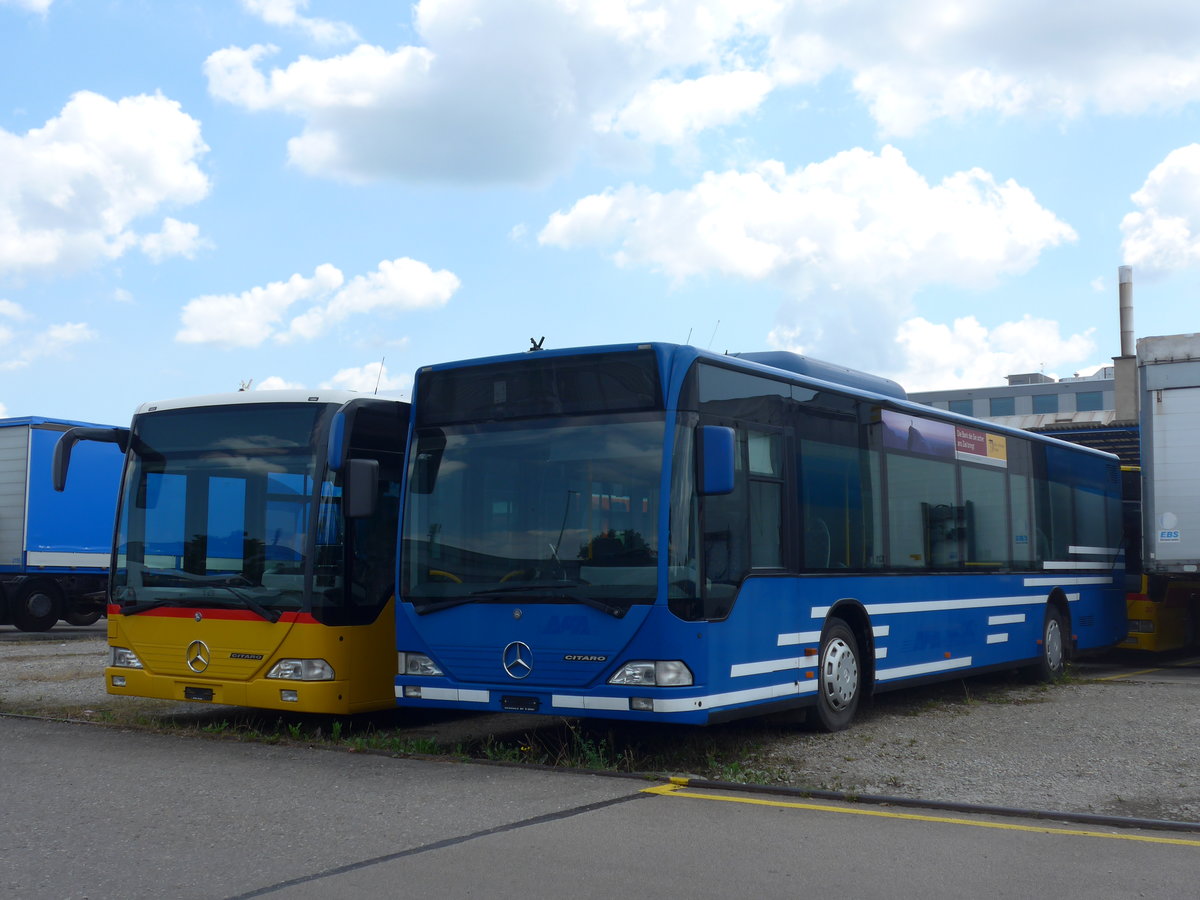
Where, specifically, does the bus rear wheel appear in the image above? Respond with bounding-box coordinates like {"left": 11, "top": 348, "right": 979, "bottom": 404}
{"left": 814, "top": 620, "right": 860, "bottom": 732}
{"left": 1024, "top": 606, "right": 1066, "bottom": 682}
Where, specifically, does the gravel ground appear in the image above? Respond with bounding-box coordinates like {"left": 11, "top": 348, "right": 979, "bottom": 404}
{"left": 4, "top": 628, "right": 1199, "bottom": 824}
{"left": 760, "top": 675, "right": 1200, "bottom": 823}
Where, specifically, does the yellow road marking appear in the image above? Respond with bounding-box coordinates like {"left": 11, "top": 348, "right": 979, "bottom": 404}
{"left": 641, "top": 782, "right": 1200, "bottom": 847}
{"left": 1096, "top": 667, "right": 1162, "bottom": 681}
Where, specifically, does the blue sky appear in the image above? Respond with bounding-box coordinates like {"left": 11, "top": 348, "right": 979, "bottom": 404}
{"left": 4, "top": 0, "right": 1200, "bottom": 426}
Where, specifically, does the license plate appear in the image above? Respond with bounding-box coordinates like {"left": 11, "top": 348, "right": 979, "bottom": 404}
{"left": 501, "top": 695, "right": 540, "bottom": 712}
{"left": 184, "top": 686, "right": 214, "bottom": 702}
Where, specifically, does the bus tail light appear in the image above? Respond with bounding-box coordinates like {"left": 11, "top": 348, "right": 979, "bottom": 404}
{"left": 608, "top": 660, "right": 693, "bottom": 687}
{"left": 267, "top": 659, "right": 335, "bottom": 681}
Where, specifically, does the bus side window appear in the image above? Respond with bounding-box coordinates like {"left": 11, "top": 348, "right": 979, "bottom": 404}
{"left": 701, "top": 429, "right": 747, "bottom": 616}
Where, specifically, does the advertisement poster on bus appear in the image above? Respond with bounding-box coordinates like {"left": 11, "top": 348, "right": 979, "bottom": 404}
{"left": 881, "top": 410, "right": 1007, "bottom": 467}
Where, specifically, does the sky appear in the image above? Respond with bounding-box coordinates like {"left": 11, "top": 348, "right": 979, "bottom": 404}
{"left": 3, "top": 0, "right": 1200, "bottom": 427}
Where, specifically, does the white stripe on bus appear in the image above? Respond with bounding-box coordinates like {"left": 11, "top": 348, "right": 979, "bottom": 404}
{"left": 1068, "top": 545, "right": 1120, "bottom": 556}
{"left": 731, "top": 657, "right": 815, "bottom": 678}
{"left": 1043, "top": 561, "right": 1114, "bottom": 570}
{"left": 812, "top": 594, "right": 1052, "bottom": 619}
{"left": 986, "top": 633, "right": 1008, "bottom": 644}
{"left": 989, "top": 613, "right": 1025, "bottom": 625}
{"left": 24, "top": 551, "right": 108, "bottom": 567}
{"left": 550, "top": 694, "right": 629, "bottom": 711}
{"left": 397, "top": 686, "right": 490, "bottom": 703}
{"left": 1024, "top": 575, "right": 1113, "bottom": 586}
{"left": 649, "top": 681, "right": 820, "bottom": 714}
{"left": 777, "top": 630, "right": 821, "bottom": 647}
{"left": 876, "top": 657, "right": 972, "bottom": 681}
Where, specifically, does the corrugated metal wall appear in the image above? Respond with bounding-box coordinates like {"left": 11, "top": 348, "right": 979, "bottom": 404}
{"left": 0, "top": 424, "right": 30, "bottom": 566}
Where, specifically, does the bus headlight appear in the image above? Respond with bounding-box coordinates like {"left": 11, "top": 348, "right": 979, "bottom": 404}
{"left": 266, "top": 659, "right": 335, "bottom": 681}
{"left": 608, "top": 660, "right": 693, "bottom": 687}
{"left": 111, "top": 647, "right": 144, "bottom": 669}
{"left": 398, "top": 652, "right": 443, "bottom": 676}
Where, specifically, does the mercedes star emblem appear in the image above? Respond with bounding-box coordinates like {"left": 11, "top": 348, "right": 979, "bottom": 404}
{"left": 501, "top": 641, "right": 533, "bottom": 679}
{"left": 186, "top": 640, "right": 211, "bottom": 674}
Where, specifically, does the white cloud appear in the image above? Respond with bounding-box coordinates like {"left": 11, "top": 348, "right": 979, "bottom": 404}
{"left": 240, "top": 0, "right": 359, "bottom": 45}
{"left": 1120, "top": 144, "right": 1200, "bottom": 275}
{"left": 769, "top": 1, "right": 1200, "bottom": 136}
{"left": 542, "top": 146, "right": 1074, "bottom": 372}
{"left": 541, "top": 146, "right": 1074, "bottom": 286}
{"left": 283, "top": 257, "right": 458, "bottom": 341}
{"left": 0, "top": 0, "right": 52, "bottom": 13}
{"left": 176, "top": 257, "right": 458, "bottom": 347}
{"left": 202, "top": 1, "right": 1200, "bottom": 184}
{"left": 890, "top": 315, "right": 1097, "bottom": 392}
{"left": 0, "top": 91, "right": 209, "bottom": 274}
{"left": 176, "top": 264, "right": 344, "bottom": 347}
{"left": 255, "top": 375, "right": 306, "bottom": 390}
{"left": 599, "top": 70, "right": 774, "bottom": 144}
{"left": 140, "top": 217, "right": 211, "bottom": 262}
{"left": 320, "top": 361, "right": 411, "bottom": 395}
{"left": 0, "top": 320, "right": 97, "bottom": 372}
{"left": 0, "top": 299, "right": 32, "bottom": 320}
{"left": 204, "top": 0, "right": 778, "bottom": 182}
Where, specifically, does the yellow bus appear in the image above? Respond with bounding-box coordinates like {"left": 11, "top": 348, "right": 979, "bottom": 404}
{"left": 55, "top": 391, "right": 408, "bottom": 713}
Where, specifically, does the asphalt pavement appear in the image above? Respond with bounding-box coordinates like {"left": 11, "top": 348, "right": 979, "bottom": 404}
{"left": 3, "top": 716, "right": 1198, "bottom": 899}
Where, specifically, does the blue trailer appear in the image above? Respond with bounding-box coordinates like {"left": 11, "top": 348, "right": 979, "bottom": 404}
{"left": 0, "top": 417, "right": 124, "bottom": 631}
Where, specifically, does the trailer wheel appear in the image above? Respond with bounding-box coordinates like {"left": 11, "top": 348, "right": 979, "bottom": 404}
{"left": 13, "top": 583, "right": 62, "bottom": 632}
{"left": 1024, "top": 605, "right": 1066, "bottom": 682}
{"left": 814, "top": 620, "right": 861, "bottom": 732}
{"left": 64, "top": 608, "right": 103, "bottom": 627}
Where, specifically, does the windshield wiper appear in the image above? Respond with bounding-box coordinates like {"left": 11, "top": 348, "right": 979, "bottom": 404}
{"left": 124, "top": 568, "right": 281, "bottom": 623}
{"left": 122, "top": 598, "right": 184, "bottom": 616}
{"left": 190, "top": 588, "right": 281, "bottom": 623}
{"left": 414, "top": 583, "right": 626, "bottom": 618}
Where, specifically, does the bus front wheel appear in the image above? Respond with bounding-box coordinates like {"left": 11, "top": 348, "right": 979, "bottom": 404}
{"left": 814, "top": 620, "right": 860, "bottom": 732}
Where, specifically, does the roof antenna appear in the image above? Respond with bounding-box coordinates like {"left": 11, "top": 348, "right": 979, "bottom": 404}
{"left": 529, "top": 336, "right": 545, "bottom": 352}
{"left": 685, "top": 327, "right": 693, "bottom": 345}
{"left": 374, "top": 357, "right": 385, "bottom": 394}
{"left": 707, "top": 320, "right": 721, "bottom": 349}
{"left": 238, "top": 378, "right": 253, "bottom": 392}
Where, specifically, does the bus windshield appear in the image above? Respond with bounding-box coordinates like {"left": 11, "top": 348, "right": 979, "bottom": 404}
{"left": 401, "top": 413, "right": 669, "bottom": 614}
{"left": 114, "top": 403, "right": 335, "bottom": 617}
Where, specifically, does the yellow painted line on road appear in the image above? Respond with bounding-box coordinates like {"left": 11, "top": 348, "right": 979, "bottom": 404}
{"left": 1095, "top": 667, "right": 1163, "bottom": 681}
{"left": 642, "top": 782, "right": 1200, "bottom": 847}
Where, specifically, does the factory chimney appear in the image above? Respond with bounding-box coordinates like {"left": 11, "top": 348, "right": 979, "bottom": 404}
{"left": 1113, "top": 265, "right": 1138, "bottom": 423}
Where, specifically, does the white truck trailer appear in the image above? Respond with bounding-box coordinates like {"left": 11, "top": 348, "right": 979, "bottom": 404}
{"left": 1124, "top": 334, "right": 1200, "bottom": 650}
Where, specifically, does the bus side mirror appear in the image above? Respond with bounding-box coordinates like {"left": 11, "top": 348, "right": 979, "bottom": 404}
{"left": 698, "top": 426, "right": 735, "bottom": 495}
{"left": 53, "top": 426, "right": 130, "bottom": 492}
{"left": 411, "top": 432, "right": 446, "bottom": 495}
{"left": 343, "top": 458, "right": 379, "bottom": 519}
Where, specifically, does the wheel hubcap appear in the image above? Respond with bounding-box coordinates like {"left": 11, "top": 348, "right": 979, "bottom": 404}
{"left": 26, "top": 592, "right": 53, "bottom": 618}
{"left": 821, "top": 638, "right": 858, "bottom": 711}
{"left": 1045, "top": 619, "right": 1063, "bottom": 671}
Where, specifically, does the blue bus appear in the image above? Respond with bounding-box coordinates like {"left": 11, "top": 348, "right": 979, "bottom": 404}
{"left": 394, "top": 343, "right": 1126, "bottom": 729}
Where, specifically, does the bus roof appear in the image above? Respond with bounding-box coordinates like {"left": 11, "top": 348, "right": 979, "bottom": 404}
{"left": 131, "top": 389, "right": 406, "bottom": 416}
{"left": 416, "top": 342, "right": 1119, "bottom": 461}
